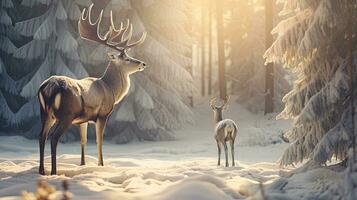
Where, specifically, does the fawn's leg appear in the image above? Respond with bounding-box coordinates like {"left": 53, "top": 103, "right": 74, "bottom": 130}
{"left": 230, "top": 139, "right": 235, "bottom": 167}
{"left": 223, "top": 142, "right": 229, "bottom": 167}
{"left": 216, "top": 140, "right": 221, "bottom": 166}
{"left": 79, "top": 123, "right": 88, "bottom": 166}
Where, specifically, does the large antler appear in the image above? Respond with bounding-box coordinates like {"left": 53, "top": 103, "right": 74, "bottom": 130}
{"left": 78, "top": 4, "right": 147, "bottom": 52}
{"left": 220, "top": 95, "right": 230, "bottom": 109}
{"left": 210, "top": 96, "right": 230, "bottom": 109}
{"left": 210, "top": 98, "right": 217, "bottom": 109}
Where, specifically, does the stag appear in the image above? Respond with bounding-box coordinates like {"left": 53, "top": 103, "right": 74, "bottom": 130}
{"left": 210, "top": 96, "right": 238, "bottom": 167}
{"left": 38, "top": 4, "right": 147, "bottom": 175}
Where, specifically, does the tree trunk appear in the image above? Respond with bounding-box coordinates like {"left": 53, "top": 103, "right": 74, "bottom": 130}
{"left": 264, "top": 0, "right": 274, "bottom": 114}
{"left": 189, "top": 44, "right": 194, "bottom": 107}
{"left": 201, "top": 0, "right": 206, "bottom": 96}
{"left": 347, "top": 0, "right": 355, "bottom": 164}
{"left": 216, "top": 0, "right": 227, "bottom": 99}
{"left": 208, "top": 0, "right": 213, "bottom": 96}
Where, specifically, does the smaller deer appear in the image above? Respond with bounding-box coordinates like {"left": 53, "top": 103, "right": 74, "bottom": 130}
{"left": 210, "top": 96, "right": 238, "bottom": 167}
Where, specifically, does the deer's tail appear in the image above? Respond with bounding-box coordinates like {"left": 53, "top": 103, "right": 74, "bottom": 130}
{"left": 225, "top": 120, "right": 238, "bottom": 139}
{"left": 38, "top": 78, "right": 63, "bottom": 112}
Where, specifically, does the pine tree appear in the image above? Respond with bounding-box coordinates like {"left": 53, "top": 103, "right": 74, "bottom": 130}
{"left": 15, "top": 0, "right": 89, "bottom": 97}
{"left": 0, "top": 0, "right": 32, "bottom": 134}
{"left": 10, "top": 0, "right": 90, "bottom": 138}
{"left": 264, "top": 0, "right": 357, "bottom": 165}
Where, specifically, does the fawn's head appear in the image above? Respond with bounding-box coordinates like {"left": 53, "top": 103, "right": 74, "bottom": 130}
{"left": 79, "top": 4, "right": 147, "bottom": 75}
{"left": 210, "top": 96, "right": 230, "bottom": 123}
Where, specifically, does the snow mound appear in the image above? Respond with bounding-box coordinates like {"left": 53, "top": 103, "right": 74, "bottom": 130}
{"left": 247, "top": 168, "right": 344, "bottom": 200}
{"left": 152, "top": 175, "right": 238, "bottom": 200}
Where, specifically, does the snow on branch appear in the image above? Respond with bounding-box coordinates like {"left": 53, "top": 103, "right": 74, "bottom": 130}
{"left": 15, "top": 11, "right": 49, "bottom": 36}
{"left": 298, "top": 1, "right": 346, "bottom": 56}
{"left": 114, "top": 97, "right": 136, "bottom": 122}
{"left": 55, "top": 30, "right": 78, "bottom": 53}
{"left": 295, "top": 65, "right": 349, "bottom": 126}
{"left": 66, "top": 60, "right": 89, "bottom": 78}
{"left": 0, "top": 92, "right": 39, "bottom": 127}
{"left": 20, "top": 55, "right": 51, "bottom": 98}
{"left": 0, "top": 37, "right": 17, "bottom": 54}
{"left": 13, "top": 40, "right": 47, "bottom": 59}
{"left": 53, "top": 54, "right": 77, "bottom": 78}
{"left": 313, "top": 106, "right": 353, "bottom": 164}
{"left": 55, "top": 0, "right": 68, "bottom": 20}
{"left": 264, "top": 9, "right": 311, "bottom": 65}
{"left": 0, "top": 69, "right": 20, "bottom": 95}
{"left": 63, "top": 0, "right": 81, "bottom": 21}
{"left": 34, "top": 14, "right": 55, "bottom": 40}
{"left": 135, "top": 106, "right": 158, "bottom": 130}
{"left": 132, "top": 80, "right": 154, "bottom": 110}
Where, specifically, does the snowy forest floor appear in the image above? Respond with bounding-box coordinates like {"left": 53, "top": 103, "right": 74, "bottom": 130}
{"left": 0, "top": 100, "right": 295, "bottom": 199}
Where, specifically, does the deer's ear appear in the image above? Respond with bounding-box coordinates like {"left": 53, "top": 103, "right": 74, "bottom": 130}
{"left": 107, "top": 52, "right": 118, "bottom": 61}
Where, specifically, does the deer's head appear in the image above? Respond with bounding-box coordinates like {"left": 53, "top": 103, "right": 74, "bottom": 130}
{"left": 79, "top": 4, "right": 147, "bottom": 75}
{"left": 210, "top": 96, "right": 230, "bottom": 123}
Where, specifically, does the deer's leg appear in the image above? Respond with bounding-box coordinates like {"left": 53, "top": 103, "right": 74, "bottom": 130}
{"left": 50, "top": 118, "right": 72, "bottom": 175}
{"left": 230, "top": 139, "right": 235, "bottom": 167}
{"left": 216, "top": 140, "right": 221, "bottom": 166}
{"left": 223, "top": 142, "right": 229, "bottom": 167}
{"left": 96, "top": 117, "right": 107, "bottom": 166}
{"left": 79, "top": 123, "right": 88, "bottom": 166}
{"left": 39, "top": 111, "right": 55, "bottom": 175}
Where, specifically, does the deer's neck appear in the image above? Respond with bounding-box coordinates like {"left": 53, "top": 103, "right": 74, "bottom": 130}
{"left": 214, "top": 112, "right": 223, "bottom": 123}
{"left": 101, "top": 62, "right": 131, "bottom": 104}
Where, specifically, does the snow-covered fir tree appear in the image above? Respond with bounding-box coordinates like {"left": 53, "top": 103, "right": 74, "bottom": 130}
{"left": 0, "top": 0, "right": 33, "bottom": 134}
{"left": 15, "top": 0, "right": 89, "bottom": 97}
{"left": 264, "top": 0, "right": 357, "bottom": 165}
{"left": 11, "top": 0, "right": 89, "bottom": 138}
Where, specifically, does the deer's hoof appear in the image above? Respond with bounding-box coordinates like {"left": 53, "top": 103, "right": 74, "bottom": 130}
{"left": 39, "top": 169, "right": 45, "bottom": 175}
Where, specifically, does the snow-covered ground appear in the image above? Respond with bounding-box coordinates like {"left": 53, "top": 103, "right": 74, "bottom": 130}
{"left": 0, "top": 100, "right": 293, "bottom": 199}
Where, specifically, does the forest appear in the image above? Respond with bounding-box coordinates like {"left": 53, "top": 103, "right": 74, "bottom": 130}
{"left": 0, "top": 0, "right": 356, "bottom": 199}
